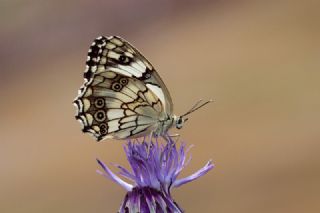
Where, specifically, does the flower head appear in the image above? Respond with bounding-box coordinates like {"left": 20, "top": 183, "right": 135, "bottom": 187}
{"left": 97, "top": 136, "right": 214, "bottom": 213}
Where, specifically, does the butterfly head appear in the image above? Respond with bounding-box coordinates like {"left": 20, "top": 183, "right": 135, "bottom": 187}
{"left": 175, "top": 116, "right": 189, "bottom": 129}
{"left": 175, "top": 99, "right": 212, "bottom": 130}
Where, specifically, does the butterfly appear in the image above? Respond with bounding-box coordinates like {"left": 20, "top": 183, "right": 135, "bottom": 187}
{"left": 73, "top": 36, "right": 211, "bottom": 141}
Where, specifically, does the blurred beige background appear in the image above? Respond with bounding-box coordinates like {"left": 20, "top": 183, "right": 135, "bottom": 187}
{"left": 1, "top": 0, "right": 320, "bottom": 212}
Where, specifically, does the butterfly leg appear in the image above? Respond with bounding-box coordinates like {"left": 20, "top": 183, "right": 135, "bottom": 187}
{"left": 161, "top": 133, "right": 178, "bottom": 160}
{"left": 168, "top": 133, "right": 180, "bottom": 144}
{"left": 146, "top": 131, "right": 154, "bottom": 157}
{"left": 162, "top": 133, "right": 180, "bottom": 145}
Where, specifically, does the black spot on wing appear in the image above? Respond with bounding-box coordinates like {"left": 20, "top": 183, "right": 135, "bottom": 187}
{"left": 82, "top": 126, "right": 90, "bottom": 133}
{"left": 137, "top": 67, "right": 152, "bottom": 80}
{"left": 94, "top": 36, "right": 106, "bottom": 45}
{"left": 84, "top": 37, "right": 108, "bottom": 81}
{"left": 84, "top": 70, "right": 93, "bottom": 81}
{"left": 87, "top": 45, "right": 100, "bottom": 58}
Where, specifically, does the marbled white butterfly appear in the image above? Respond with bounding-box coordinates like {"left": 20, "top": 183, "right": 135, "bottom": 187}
{"left": 74, "top": 36, "right": 211, "bottom": 141}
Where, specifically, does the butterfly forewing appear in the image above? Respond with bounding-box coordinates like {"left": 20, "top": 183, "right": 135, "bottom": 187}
{"left": 84, "top": 36, "right": 173, "bottom": 113}
{"left": 74, "top": 36, "right": 175, "bottom": 141}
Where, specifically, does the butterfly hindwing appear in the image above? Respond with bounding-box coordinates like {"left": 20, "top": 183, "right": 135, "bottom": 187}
{"left": 74, "top": 70, "right": 163, "bottom": 141}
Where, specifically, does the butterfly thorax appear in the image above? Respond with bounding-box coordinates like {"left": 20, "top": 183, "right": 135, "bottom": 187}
{"left": 153, "top": 113, "right": 176, "bottom": 137}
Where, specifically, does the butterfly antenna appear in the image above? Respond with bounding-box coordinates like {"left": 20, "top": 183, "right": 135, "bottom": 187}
{"left": 189, "top": 99, "right": 204, "bottom": 111}
{"left": 181, "top": 99, "right": 213, "bottom": 117}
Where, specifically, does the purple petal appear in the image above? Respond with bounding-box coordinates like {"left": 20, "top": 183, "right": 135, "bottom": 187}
{"left": 96, "top": 159, "right": 133, "bottom": 191}
{"left": 173, "top": 160, "right": 214, "bottom": 188}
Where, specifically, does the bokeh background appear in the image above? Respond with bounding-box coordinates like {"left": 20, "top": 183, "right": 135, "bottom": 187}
{"left": 1, "top": 0, "right": 320, "bottom": 212}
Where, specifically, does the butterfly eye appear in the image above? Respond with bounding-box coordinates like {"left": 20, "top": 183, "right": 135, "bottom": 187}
{"left": 176, "top": 117, "right": 184, "bottom": 129}
{"left": 118, "top": 55, "right": 131, "bottom": 64}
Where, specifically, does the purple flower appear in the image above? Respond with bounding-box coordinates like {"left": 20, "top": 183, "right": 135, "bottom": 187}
{"left": 97, "top": 136, "right": 214, "bottom": 213}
